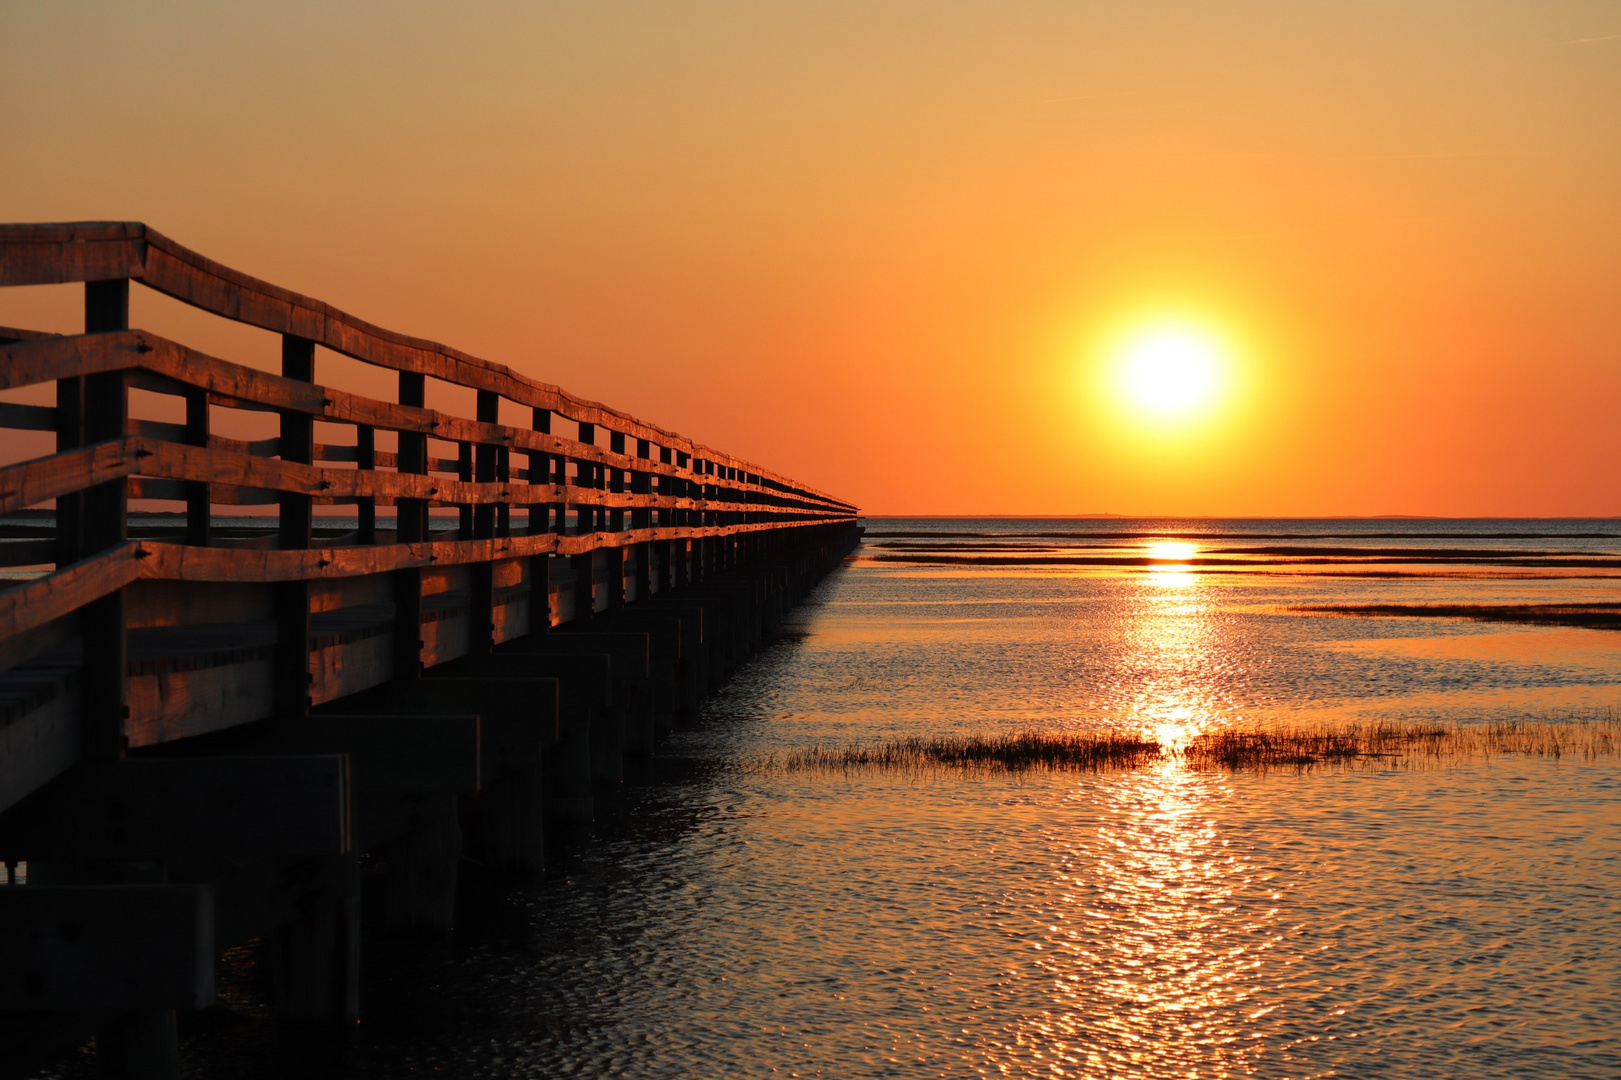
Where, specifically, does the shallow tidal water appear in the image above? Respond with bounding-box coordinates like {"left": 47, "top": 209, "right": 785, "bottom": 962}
{"left": 176, "top": 520, "right": 1621, "bottom": 1076}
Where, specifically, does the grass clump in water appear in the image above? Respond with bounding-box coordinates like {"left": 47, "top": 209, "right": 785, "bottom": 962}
{"left": 1181, "top": 721, "right": 1446, "bottom": 771}
{"left": 767, "top": 711, "right": 1621, "bottom": 776}
{"left": 768, "top": 731, "right": 1163, "bottom": 774}
{"left": 1189, "top": 714, "right": 1621, "bottom": 771}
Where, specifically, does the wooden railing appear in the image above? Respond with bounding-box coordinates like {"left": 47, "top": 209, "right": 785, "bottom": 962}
{"left": 0, "top": 222, "right": 858, "bottom": 812}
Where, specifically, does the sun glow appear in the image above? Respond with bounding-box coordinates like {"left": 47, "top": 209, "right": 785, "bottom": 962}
{"left": 1109, "top": 321, "right": 1230, "bottom": 423}
{"left": 1144, "top": 540, "right": 1198, "bottom": 586}
{"left": 1146, "top": 540, "right": 1197, "bottom": 562}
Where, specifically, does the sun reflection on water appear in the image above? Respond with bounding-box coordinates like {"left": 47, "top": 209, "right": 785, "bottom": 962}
{"left": 1125, "top": 562, "right": 1226, "bottom": 745}
{"left": 1008, "top": 559, "right": 1296, "bottom": 1075}
{"left": 1150, "top": 717, "right": 1197, "bottom": 751}
{"left": 1145, "top": 540, "right": 1198, "bottom": 588}
{"left": 1149, "top": 565, "right": 1197, "bottom": 589}
{"left": 1145, "top": 540, "right": 1197, "bottom": 563}
{"left": 1014, "top": 765, "right": 1291, "bottom": 1078}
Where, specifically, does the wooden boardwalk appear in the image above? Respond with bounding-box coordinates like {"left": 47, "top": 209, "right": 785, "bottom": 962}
{"left": 0, "top": 223, "right": 860, "bottom": 1076}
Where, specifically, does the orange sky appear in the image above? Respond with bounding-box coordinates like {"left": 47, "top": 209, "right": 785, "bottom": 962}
{"left": 3, "top": 2, "right": 1619, "bottom": 516}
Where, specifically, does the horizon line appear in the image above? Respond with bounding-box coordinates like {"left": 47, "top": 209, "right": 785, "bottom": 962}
{"left": 858, "top": 513, "right": 1621, "bottom": 521}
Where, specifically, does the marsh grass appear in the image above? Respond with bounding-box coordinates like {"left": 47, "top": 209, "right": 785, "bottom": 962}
{"left": 762, "top": 711, "right": 1621, "bottom": 776}
{"left": 1292, "top": 602, "right": 1621, "bottom": 631}
{"left": 771, "top": 732, "right": 1161, "bottom": 775}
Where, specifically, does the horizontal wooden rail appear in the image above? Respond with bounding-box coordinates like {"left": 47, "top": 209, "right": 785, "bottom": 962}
{"left": 0, "top": 520, "right": 843, "bottom": 644}
{"left": 0, "top": 332, "right": 855, "bottom": 517}
{"left": 0, "top": 223, "right": 850, "bottom": 508}
{"left": 0, "top": 436, "right": 851, "bottom": 518}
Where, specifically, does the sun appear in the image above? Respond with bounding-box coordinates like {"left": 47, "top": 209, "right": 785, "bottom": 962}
{"left": 1111, "top": 322, "right": 1228, "bottom": 422}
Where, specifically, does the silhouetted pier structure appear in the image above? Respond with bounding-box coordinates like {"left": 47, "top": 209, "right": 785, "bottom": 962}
{"left": 0, "top": 223, "right": 860, "bottom": 1077}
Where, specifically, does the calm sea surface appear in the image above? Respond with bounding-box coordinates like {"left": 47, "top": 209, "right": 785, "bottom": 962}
{"left": 206, "top": 519, "right": 1621, "bottom": 1078}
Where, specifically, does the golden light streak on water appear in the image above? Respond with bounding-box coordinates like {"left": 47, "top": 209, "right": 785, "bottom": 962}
{"left": 1145, "top": 542, "right": 1199, "bottom": 592}
{"left": 1001, "top": 555, "right": 1301, "bottom": 1075}
{"left": 1128, "top": 564, "right": 1226, "bottom": 746}
{"left": 995, "top": 757, "right": 1304, "bottom": 1079}
{"left": 1145, "top": 540, "right": 1198, "bottom": 563}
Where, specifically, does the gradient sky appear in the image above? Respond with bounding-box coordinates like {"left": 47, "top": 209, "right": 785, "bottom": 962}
{"left": 3, "top": 1, "right": 1618, "bottom": 516}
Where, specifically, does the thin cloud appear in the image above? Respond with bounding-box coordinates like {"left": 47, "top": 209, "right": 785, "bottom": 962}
{"left": 1567, "top": 32, "right": 1621, "bottom": 43}
{"left": 1040, "top": 90, "right": 1148, "bottom": 104}
{"left": 1215, "top": 216, "right": 1431, "bottom": 242}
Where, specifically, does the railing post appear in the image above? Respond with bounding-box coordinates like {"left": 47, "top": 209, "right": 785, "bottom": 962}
{"left": 54, "top": 380, "right": 84, "bottom": 567}
{"left": 474, "top": 391, "right": 500, "bottom": 538}
{"left": 609, "top": 431, "right": 626, "bottom": 533}
{"left": 278, "top": 337, "right": 315, "bottom": 548}
{"left": 611, "top": 463, "right": 625, "bottom": 533}
{"left": 575, "top": 421, "right": 596, "bottom": 536}
{"left": 693, "top": 459, "right": 704, "bottom": 532}
{"left": 654, "top": 446, "right": 669, "bottom": 531}
{"left": 396, "top": 374, "right": 428, "bottom": 545}
{"left": 470, "top": 390, "right": 499, "bottom": 653}
{"left": 633, "top": 438, "right": 652, "bottom": 531}
{"left": 572, "top": 424, "right": 599, "bottom": 619}
{"left": 527, "top": 408, "right": 554, "bottom": 635}
{"left": 457, "top": 441, "right": 474, "bottom": 540}
{"left": 496, "top": 445, "right": 511, "bottom": 538}
{"left": 596, "top": 437, "right": 608, "bottom": 535}
{"left": 395, "top": 373, "right": 427, "bottom": 682}
{"left": 529, "top": 407, "right": 556, "bottom": 537}
{"left": 706, "top": 461, "right": 715, "bottom": 531}
{"left": 184, "top": 387, "right": 210, "bottom": 546}
{"left": 355, "top": 424, "right": 376, "bottom": 544}
{"left": 631, "top": 439, "right": 652, "bottom": 595}
{"left": 276, "top": 335, "right": 315, "bottom": 719}
{"left": 79, "top": 278, "right": 130, "bottom": 763}
{"left": 672, "top": 451, "right": 686, "bottom": 531}
{"left": 80, "top": 280, "right": 176, "bottom": 1079}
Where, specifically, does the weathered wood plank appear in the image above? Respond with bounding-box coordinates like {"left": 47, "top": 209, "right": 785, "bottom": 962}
{"left": 434, "top": 653, "right": 614, "bottom": 799}
{"left": 0, "top": 538, "right": 56, "bottom": 566}
{"left": 126, "top": 657, "right": 276, "bottom": 746}
{"left": 0, "top": 682, "right": 79, "bottom": 816}
{"left": 0, "top": 884, "right": 214, "bottom": 1011}
{"left": 318, "top": 679, "right": 555, "bottom": 780}
{"left": 0, "top": 323, "right": 59, "bottom": 343}
{"left": 0, "top": 540, "right": 143, "bottom": 641}
{"left": 0, "top": 437, "right": 147, "bottom": 515}
{"left": 0, "top": 756, "right": 350, "bottom": 861}
{"left": 0, "top": 401, "right": 57, "bottom": 431}
{"left": 0, "top": 434, "right": 851, "bottom": 521}
{"left": 520, "top": 630, "right": 656, "bottom": 761}
{"left": 0, "top": 226, "right": 147, "bottom": 288}
{"left": 183, "top": 714, "right": 479, "bottom": 795}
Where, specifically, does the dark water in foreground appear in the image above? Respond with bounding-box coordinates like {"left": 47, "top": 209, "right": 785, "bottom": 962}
{"left": 97, "top": 520, "right": 1621, "bottom": 1077}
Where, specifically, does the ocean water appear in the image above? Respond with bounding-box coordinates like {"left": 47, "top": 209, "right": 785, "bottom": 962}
{"left": 185, "top": 520, "right": 1621, "bottom": 1076}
